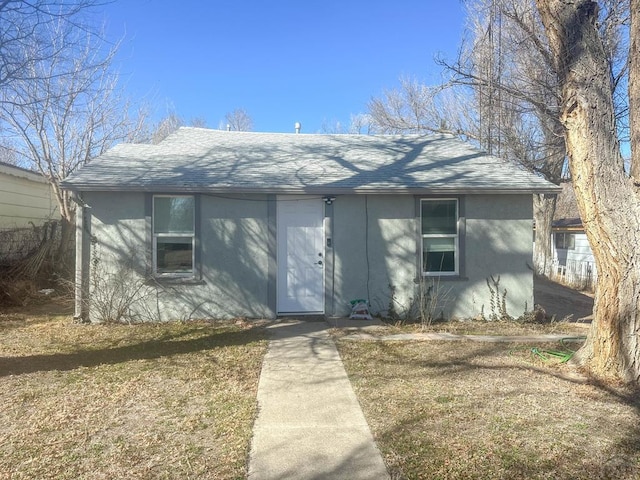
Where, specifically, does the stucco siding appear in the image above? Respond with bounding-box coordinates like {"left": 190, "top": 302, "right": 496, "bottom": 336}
{"left": 82, "top": 191, "right": 535, "bottom": 322}
{"left": 198, "top": 194, "right": 271, "bottom": 319}
{"left": 331, "top": 194, "right": 534, "bottom": 320}
{"left": 460, "top": 194, "right": 534, "bottom": 319}
{"left": 84, "top": 191, "right": 149, "bottom": 320}
{"left": 84, "top": 192, "right": 272, "bottom": 322}
{"left": 331, "top": 195, "right": 416, "bottom": 317}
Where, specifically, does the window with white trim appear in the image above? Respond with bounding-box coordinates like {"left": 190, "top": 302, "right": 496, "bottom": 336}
{"left": 555, "top": 232, "right": 575, "bottom": 250}
{"left": 421, "top": 198, "right": 459, "bottom": 275}
{"left": 153, "top": 195, "right": 195, "bottom": 276}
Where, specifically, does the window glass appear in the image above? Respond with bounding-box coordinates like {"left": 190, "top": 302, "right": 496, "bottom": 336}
{"left": 421, "top": 199, "right": 458, "bottom": 275}
{"left": 154, "top": 196, "right": 194, "bottom": 234}
{"left": 421, "top": 200, "right": 457, "bottom": 235}
{"left": 153, "top": 195, "right": 195, "bottom": 276}
{"left": 156, "top": 237, "right": 193, "bottom": 273}
{"left": 423, "top": 237, "right": 456, "bottom": 272}
{"left": 555, "top": 233, "right": 575, "bottom": 250}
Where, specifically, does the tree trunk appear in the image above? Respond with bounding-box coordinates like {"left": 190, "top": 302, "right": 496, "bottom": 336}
{"left": 536, "top": 0, "right": 640, "bottom": 383}
{"left": 57, "top": 214, "right": 76, "bottom": 274}
{"left": 533, "top": 124, "right": 565, "bottom": 277}
{"left": 630, "top": 0, "right": 640, "bottom": 179}
{"left": 532, "top": 193, "right": 556, "bottom": 276}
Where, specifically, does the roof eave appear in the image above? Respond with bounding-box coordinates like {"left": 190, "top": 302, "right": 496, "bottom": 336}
{"left": 60, "top": 183, "right": 562, "bottom": 196}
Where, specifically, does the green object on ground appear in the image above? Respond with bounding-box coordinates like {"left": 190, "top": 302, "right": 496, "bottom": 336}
{"left": 531, "top": 337, "right": 586, "bottom": 363}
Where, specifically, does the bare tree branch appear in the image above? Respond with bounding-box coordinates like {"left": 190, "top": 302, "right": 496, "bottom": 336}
{"left": 224, "top": 108, "right": 253, "bottom": 132}
{"left": 0, "top": 11, "right": 145, "bottom": 267}
{"left": 0, "top": 1, "right": 109, "bottom": 97}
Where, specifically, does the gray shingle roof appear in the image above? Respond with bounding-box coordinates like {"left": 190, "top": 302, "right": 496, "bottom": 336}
{"left": 62, "top": 127, "right": 560, "bottom": 194}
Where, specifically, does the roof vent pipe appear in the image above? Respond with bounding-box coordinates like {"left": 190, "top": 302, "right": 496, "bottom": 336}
{"left": 294, "top": 122, "right": 301, "bottom": 134}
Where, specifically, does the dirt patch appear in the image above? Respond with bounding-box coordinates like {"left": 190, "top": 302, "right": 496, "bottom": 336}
{"left": 534, "top": 275, "right": 594, "bottom": 322}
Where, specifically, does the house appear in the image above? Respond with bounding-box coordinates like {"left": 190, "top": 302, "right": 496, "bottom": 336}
{"left": 546, "top": 183, "right": 596, "bottom": 289}
{"left": 61, "top": 127, "right": 560, "bottom": 322}
{"left": 551, "top": 217, "right": 596, "bottom": 289}
{"left": 0, "top": 161, "right": 58, "bottom": 229}
{"left": 0, "top": 161, "right": 59, "bottom": 263}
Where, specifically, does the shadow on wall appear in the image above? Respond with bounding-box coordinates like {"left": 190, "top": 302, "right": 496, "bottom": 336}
{"left": 330, "top": 195, "right": 535, "bottom": 322}
{"left": 85, "top": 192, "right": 273, "bottom": 322}
{"left": 84, "top": 135, "right": 537, "bottom": 323}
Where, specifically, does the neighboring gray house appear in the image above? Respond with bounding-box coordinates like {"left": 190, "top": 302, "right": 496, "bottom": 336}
{"left": 62, "top": 127, "right": 560, "bottom": 322}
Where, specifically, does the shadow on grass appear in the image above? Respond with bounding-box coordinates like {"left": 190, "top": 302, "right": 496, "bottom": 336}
{"left": 0, "top": 326, "right": 266, "bottom": 377}
{"left": 0, "top": 304, "right": 74, "bottom": 332}
{"left": 340, "top": 339, "right": 640, "bottom": 480}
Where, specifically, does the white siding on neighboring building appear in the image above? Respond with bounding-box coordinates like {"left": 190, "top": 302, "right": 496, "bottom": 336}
{"left": 553, "top": 231, "right": 594, "bottom": 266}
{"left": 0, "top": 163, "right": 58, "bottom": 229}
{"left": 551, "top": 229, "right": 596, "bottom": 289}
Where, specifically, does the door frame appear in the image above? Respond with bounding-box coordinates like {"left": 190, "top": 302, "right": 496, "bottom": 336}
{"left": 276, "top": 195, "right": 325, "bottom": 315}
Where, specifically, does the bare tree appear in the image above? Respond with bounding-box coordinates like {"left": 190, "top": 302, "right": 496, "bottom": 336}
{"left": 553, "top": 182, "right": 579, "bottom": 220}
{"left": 535, "top": 0, "right": 640, "bottom": 382}
{"left": 224, "top": 108, "right": 253, "bottom": 131}
{"left": 368, "top": 44, "right": 563, "bottom": 275}
{"left": 371, "top": 1, "right": 626, "bottom": 277}
{"left": 0, "top": 16, "right": 145, "bottom": 267}
{"left": 190, "top": 116, "right": 207, "bottom": 128}
{"left": 0, "top": 138, "right": 18, "bottom": 165}
{"left": 435, "top": 0, "right": 569, "bottom": 276}
{"left": 149, "top": 112, "right": 184, "bottom": 144}
{"left": 143, "top": 113, "right": 210, "bottom": 144}
{"left": 368, "top": 76, "right": 467, "bottom": 136}
{"left": 0, "top": 0, "right": 101, "bottom": 96}
{"left": 348, "top": 113, "right": 377, "bottom": 135}
{"left": 630, "top": 0, "right": 640, "bottom": 178}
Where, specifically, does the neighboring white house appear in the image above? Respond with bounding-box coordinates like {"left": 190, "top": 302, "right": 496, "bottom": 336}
{"left": 0, "top": 161, "right": 59, "bottom": 263}
{"left": 0, "top": 161, "right": 58, "bottom": 229}
{"left": 551, "top": 217, "right": 596, "bottom": 289}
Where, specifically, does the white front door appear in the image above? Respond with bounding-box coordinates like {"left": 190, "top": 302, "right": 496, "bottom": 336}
{"left": 277, "top": 196, "right": 324, "bottom": 314}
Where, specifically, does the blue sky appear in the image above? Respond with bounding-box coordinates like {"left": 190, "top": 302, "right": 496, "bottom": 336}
{"left": 100, "top": 1, "right": 467, "bottom": 133}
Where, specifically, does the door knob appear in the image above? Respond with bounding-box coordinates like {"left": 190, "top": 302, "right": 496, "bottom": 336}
{"left": 315, "top": 260, "right": 323, "bottom": 265}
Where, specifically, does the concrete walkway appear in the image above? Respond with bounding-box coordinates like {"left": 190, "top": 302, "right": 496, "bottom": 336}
{"left": 248, "top": 320, "right": 389, "bottom": 480}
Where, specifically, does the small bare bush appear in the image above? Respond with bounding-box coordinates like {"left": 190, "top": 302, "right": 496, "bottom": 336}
{"left": 87, "top": 239, "right": 159, "bottom": 323}
{"left": 483, "top": 275, "right": 511, "bottom": 321}
{"left": 384, "top": 278, "right": 453, "bottom": 327}
{"left": 415, "top": 277, "right": 453, "bottom": 327}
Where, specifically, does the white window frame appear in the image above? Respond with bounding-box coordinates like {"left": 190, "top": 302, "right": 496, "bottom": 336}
{"left": 555, "top": 232, "right": 575, "bottom": 250}
{"left": 152, "top": 195, "right": 195, "bottom": 277}
{"left": 421, "top": 198, "right": 459, "bottom": 276}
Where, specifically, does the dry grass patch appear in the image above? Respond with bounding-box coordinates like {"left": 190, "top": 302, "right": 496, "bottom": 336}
{"left": 337, "top": 338, "right": 640, "bottom": 480}
{"left": 394, "top": 318, "right": 590, "bottom": 337}
{"left": 0, "top": 305, "right": 268, "bottom": 480}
